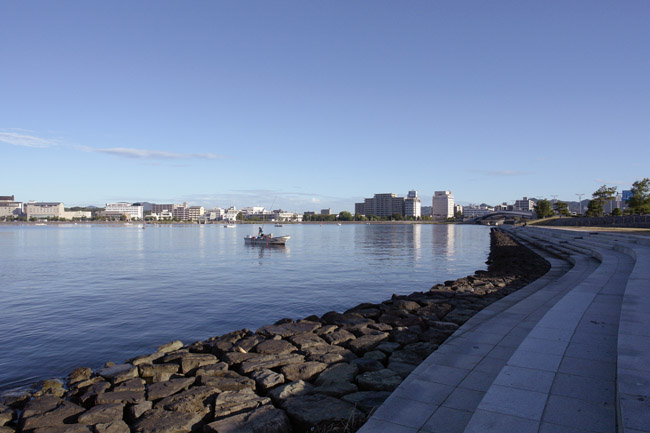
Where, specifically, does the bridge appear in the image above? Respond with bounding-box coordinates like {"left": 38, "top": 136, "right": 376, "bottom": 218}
{"left": 464, "top": 210, "right": 535, "bottom": 224}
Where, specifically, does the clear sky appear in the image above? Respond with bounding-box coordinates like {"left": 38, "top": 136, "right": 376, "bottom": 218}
{"left": 2, "top": 1, "right": 649, "bottom": 212}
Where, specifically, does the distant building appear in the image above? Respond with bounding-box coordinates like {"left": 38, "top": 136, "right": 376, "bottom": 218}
{"left": 514, "top": 197, "right": 534, "bottom": 212}
{"left": 494, "top": 202, "right": 514, "bottom": 212}
{"left": 152, "top": 203, "right": 182, "bottom": 214}
{"left": 0, "top": 200, "right": 23, "bottom": 218}
{"left": 432, "top": 191, "right": 454, "bottom": 220}
{"left": 462, "top": 204, "right": 494, "bottom": 219}
{"left": 622, "top": 190, "right": 633, "bottom": 202}
{"left": 0, "top": 195, "right": 15, "bottom": 202}
{"left": 454, "top": 204, "right": 463, "bottom": 216}
{"left": 205, "top": 207, "right": 225, "bottom": 221}
{"left": 105, "top": 202, "right": 144, "bottom": 220}
{"left": 25, "top": 202, "right": 65, "bottom": 220}
{"left": 304, "top": 211, "right": 316, "bottom": 216}
{"left": 420, "top": 206, "right": 432, "bottom": 217}
{"left": 355, "top": 193, "right": 405, "bottom": 218}
{"left": 224, "top": 206, "right": 239, "bottom": 222}
{"left": 404, "top": 190, "right": 421, "bottom": 218}
{"left": 188, "top": 206, "right": 205, "bottom": 221}
{"left": 321, "top": 208, "right": 332, "bottom": 215}
{"left": 62, "top": 210, "right": 92, "bottom": 219}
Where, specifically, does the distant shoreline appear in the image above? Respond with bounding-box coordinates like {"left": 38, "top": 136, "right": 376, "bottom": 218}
{"left": 0, "top": 220, "right": 453, "bottom": 226}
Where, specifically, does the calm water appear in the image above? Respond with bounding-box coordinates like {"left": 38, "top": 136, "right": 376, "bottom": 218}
{"left": 0, "top": 223, "right": 490, "bottom": 390}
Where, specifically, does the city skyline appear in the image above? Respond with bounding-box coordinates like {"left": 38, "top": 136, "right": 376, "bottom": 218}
{"left": 2, "top": 1, "right": 649, "bottom": 212}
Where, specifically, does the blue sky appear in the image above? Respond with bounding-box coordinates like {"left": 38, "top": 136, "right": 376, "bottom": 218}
{"left": 2, "top": 1, "right": 649, "bottom": 212}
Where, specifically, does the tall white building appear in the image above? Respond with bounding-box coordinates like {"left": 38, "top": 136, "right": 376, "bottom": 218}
{"left": 405, "top": 190, "right": 421, "bottom": 219}
{"left": 514, "top": 197, "right": 534, "bottom": 212}
{"left": 432, "top": 191, "right": 454, "bottom": 220}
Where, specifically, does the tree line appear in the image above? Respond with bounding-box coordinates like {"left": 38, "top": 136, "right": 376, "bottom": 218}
{"left": 534, "top": 178, "right": 650, "bottom": 218}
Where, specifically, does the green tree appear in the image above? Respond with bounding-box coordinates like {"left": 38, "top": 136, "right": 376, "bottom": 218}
{"left": 586, "top": 185, "right": 617, "bottom": 217}
{"left": 236, "top": 212, "right": 244, "bottom": 221}
{"left": 627, "top": 178, "right": 650, "bottom": 214}
{"left": 534, "top": 199, "right": 554, "bottom": 218}
{"left": 611, "top": 208, "right": 623, "bottom": 216}
{"left": 391, "top": 213, "right": 403, "bottom": 221}
{"left": 553, "top": 201, "right": 570, "bottom": 216}
{"left": 338, "top": 211, "right": 353, "bottom": 221}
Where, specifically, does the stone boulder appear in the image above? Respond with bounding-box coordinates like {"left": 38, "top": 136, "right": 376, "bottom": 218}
{"left": 345, "top": 332, "right": 388, "bottom": 354}
{"left": 356, "top": 369, "right": 402, "bottom": 392}
{"left": 239, "top": 354, "right": 305, "bottom": 374}
{"left": 198, "top": 371, "right": 255, "bottom": 392}
{"left": 287, "top": 333, "right": 326, "bottom": 350}
{"left": 157, "top": 341, "right": 184, "bottom": 354}
{"left": 314, "top": 381, "right": 358, "bottom": 398}
{"left": 155, "top": 386, "right": 219, "bottom": 415}
{"left": 78, "top": 381, "right": 111, "bottom": 406}
{"left": 280, "top": 362, "right": 327, "bottom": 382}
{"left": 67, "top": 368, "right": 93, "bottom": 386}
{"left": 147, "top": 378, "right": 195, "bottom": 401}
{"left": 213, "top": 390, "right": 270, "bottom": 419}
{"left": 204, "top": 404, "right": 292, "bottom": 433}
{"left": 256, "top": 321, "right": 321, "bottom": 338}
{"left": 303, "top": 344, "right": 356, "bottom": 364}
{"left": 22, "top": 396, "right": 62, "bottom": 418}
{"left": 95, "top": 420, "right": 130, "bottom": 433}
{"left": 21, "top": 401, "right": 85, "bottom": 430}
{"left": 77, "top": 403, "right": 124, "bottom": 425}
{"left": 321, "top": 329, "right": 355, "bottom": 345}
{"left": 314, "top": 363, "right": 358, "bottom": 386}
{"left": 342, "top": 391, "right": 391, "bottom": 413}
{"left": 128, "top": 401, "right": 153, "bottom": 420}
{"left": 389, "top": 350, "right": 423, "bottom": 365}
{"left": 133, "top": 409, "right": 202, "bottom": 433}
{"left": 99, "top": 364, "right": 138, "bottom": 385}
{"left": 268, "top": 381, "right": 313, "bottom": 405}
{"left": 350, "top": 358, "right": 384, "bottom": 373}
{"left": 96, "top": 391, "right": 145, "bottom": 405}
{"left": 249, "top": 369, "right": 284, "bottom": 393}
{"left": 253, "top": 340, "right": 296, "bottom": 355}
{"left": 138, "top": 364, "right": 179, "bottom": 384}
{"left": 281, "top": 394, "right": 363, "bottom": 431}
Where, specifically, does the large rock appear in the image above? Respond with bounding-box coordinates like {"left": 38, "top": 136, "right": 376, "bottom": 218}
{"left": 147, "top": 378, "right": 195, "bottom": 401}
{"left": 22, "top": 396, "right": 62, "bottom": 418}
{"left": 356, "top": 369, "right": 402, "bottom": 392}
{"left": 345, "top": 332, "right": 388, "bottom": 354}
{"left": 268, "top": 381, "right": 313, "bottom": 404}
{"left": 233, "top": 335, "right": 266, "bottom": 353}
{"left": 21, "top": 401, "right": 85, "bottom": 430}
{"left": 389, "top": 350, "right": 423, "bottom": 365}
{"left": 198, "top": 371, "right": 255, "bottom": 392}
{"left": 428, "top": 321, "right": 460, "bottom": 331}
{"left": 96, "top": 391, "right": 145, "bottom": 405}
{"left": 213, "top": 390, "right": 270, "bottom": 419}
{"left": 129, "top": 352, "right": 166, "bottom": 367}
{"left": 34, "top": 379, "right": 65, "bottom": 398}
{"left": 342, "top": 391, "right": 391, "bottom": 413}
{"left": 30, "top": 425, "right": 92, "bottom": 433}
{"left": 253, "top": 340, "right": 296, "bottom": 355}
{"left": 77, "top": 403, "right": 124, "bottom": 425}
{"left": 204, "top": 404, "right": 292, "bottom": 433}
{"left": 99, "top": 364, "right": 138, "bottom": 385}
{"left": 303, "top": 345, "right": 356, "bottom": 364}
{"left": 155, "top": 386, "right": 219, "bottom": 415}
{"left": 157, "top": 341, "right": 184, "bottom": 354}
{"left": 128, "top": 401, "right": 153, "bottom": 420}
{"left": 314, "top": 381, "right": 358, "bottom": 398}
{"left": 387, "top": 361, "right": 417, "bottom": 378}
{"left": 167, "top": 353, "right": 218, "bottom": 374}
{"left": 220, "top": 352, "right": 260, "bottom": 367}
{"left": 321, "top": 329, "right": 355, "bottom": 345}
{"left": 287, "top": 333, "right": 326, "bottom": 350}
{"left": 281, "top": 394, "right": 363, "bottom": 430}
{"left": 280, "top": 362, "right": 327, "bottom": 382}
{"left": 239, "top": 354, "right": 305, "bottom": 374}
{"left": 314, "top": 363, "right": 358, "bottom": 386}
{"left": 114, "top": 378, "right": 146, "bottom": 392}
{"left": 0, "top": 406, "right": 14, "bottom": 425}
{"left": 68, "top": 368, "right": 93, "bottom": 386}
{"left": 249, "top": 369, "right": 284, "bottom": 393}
{"left": 79, "top": 381, "right": 111, "bottom": 405}
{"left": 133, "top": 409, "right": 202, "bottom": 433}
{"left": 350, "top": 358, "right": 384, "bottom": 373}
{"left": 95, "top": 420, "right": 130, "bottom": 433}
{"left": 139, "top": 364, "right": 179, "bottom": 383}
{"left": 195, "top": 363, "right": 229, "bottom": 377}
{"left": 256, "top": 321, "right": 321, "bottom": 338}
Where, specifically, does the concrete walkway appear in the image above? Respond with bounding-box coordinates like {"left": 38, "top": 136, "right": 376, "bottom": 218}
{"left": 358, "top": 227, "right": 650, "bottom": 433}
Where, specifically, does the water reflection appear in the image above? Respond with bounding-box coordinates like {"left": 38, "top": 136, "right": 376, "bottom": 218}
{"left": 432, "top": 224, "right": 455, "bottom": 259}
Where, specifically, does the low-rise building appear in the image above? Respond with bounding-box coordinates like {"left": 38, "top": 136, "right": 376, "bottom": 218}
{"left": 463, "top": 204, "right": 494, "bottom": 219}
{"left": 105, "top": 202, "right": 144, "bottom": 220}
{"left": 321, "top": 208, "right": 332, "bottom": 215}
{"left": 25, "top": 202, "right": 65, "bottom": 220}
{"left": 514, "top": 197, "right": 535, "bottom": 212}
{"left": 188, "top": 206, "right": 205, "bottom": 221}
{"left": 0, "top": 196, "right": 23, "bottom": 218}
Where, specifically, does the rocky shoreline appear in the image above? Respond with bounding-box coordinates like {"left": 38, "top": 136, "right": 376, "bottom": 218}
{"left": 0, "top": 228, "right": 550, "bottom": 433}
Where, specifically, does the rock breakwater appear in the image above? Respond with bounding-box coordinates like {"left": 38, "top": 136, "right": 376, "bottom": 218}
{"left": 0, "top": 229, "right": 550, "bottom": 433}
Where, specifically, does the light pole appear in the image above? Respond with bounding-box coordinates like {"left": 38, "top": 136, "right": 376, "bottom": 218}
{"left": 576, "top": 193, "right": 584, "bottom": 215}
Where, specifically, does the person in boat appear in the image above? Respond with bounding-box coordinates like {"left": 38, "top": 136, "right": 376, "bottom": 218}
{"left": 258, "top": 227, "right": 264, "bottom": 238}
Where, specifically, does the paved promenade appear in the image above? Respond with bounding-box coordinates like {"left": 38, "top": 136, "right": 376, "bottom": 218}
{"left": 358, "top": 227, "right": 650, "bottom": 433}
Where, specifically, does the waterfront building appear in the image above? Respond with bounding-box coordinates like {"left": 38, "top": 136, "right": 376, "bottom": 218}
{"left": 25, "top": 202, "right": 65, "bottom": 220}
{"left": 514, "top": 197, "right": 535, "bottom": 212}
{"left": 432, "top": 191, "right": 454, "bottom": 220}
{"left": 105, "top": 202, "right": 144, "bottom": 220}
{"left": 205, "top": 207, "right": 225, "bottom": 221}
{"left": 454, "top": 204, "right": 463, "bottom": 216}
{"left": 462, "top": 204, "right": 494, "bottom": 219}
{"left": 421, "top": 206, "right": 432, "bottom": 217}
{"left": 0, "top": 200, "right": 23, "bottom": 218}
{"left": 188, "top": 206, "right": 205, "bottom": 221}
{"left": 62, "top": 210, "right": 92, "bottom": 219}
{"left": 0, "top": 195, "right": 15, "bottom": 202}
{"left": 404, "top": 190, "right": 421, "bottom": 219}
{"left": 321, "top": 208, "right": 332, "bottom": 215}
{"left": 148, "top": 210, "right": 173, "bottom": 220}
{"left": 494, "top": 202, "right": 514, "bottom": 212}
{"left": 224, "top": 206, "right": 239, "bottom": 222}
{"left": 152, "top": 203, "right": 182, "bottom": 214}
{"left": 355, "top": 193, "right": 405, "bottom": 217}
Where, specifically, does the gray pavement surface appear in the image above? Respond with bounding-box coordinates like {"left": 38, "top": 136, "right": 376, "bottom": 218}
{"left": 357, "top": 227, "right": 650, "bottom": 433}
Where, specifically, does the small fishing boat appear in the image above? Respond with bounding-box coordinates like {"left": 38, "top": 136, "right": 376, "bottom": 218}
{"left": 244, "top": 234, "right": 290, "bottom": 245}
{"left": 275, "top": 223, "right": 283, "bottom": 227}
{"left": 224, "top": 223, "right": 236, "bottom": 228}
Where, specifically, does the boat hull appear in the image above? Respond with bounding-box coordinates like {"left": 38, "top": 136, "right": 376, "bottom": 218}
{"left": 244, "top": 235, "right": 290, "bottom": 245}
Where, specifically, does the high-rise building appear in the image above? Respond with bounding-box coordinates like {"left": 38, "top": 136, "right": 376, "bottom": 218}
{"left": 514, "top": 197, "right": 534, "bottom": 212}
{"left": 355, "top": 193, "right": 405, "bottom": 217}
{"left": 405, "top": 190, "right": 421, "bottom": 218}
{"left": 432, "top": 191, "right": 454, "bottom": 220}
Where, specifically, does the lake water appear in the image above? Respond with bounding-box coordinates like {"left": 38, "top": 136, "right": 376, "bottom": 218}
{"left": 0, "top": 223, "right": 490, "bottom": 391}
